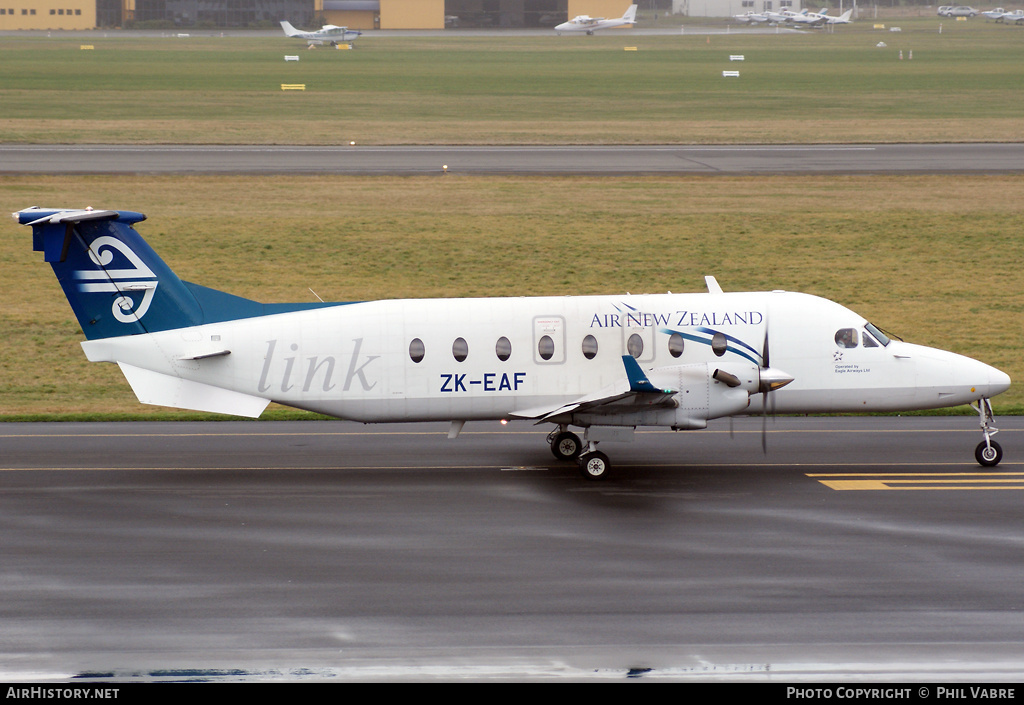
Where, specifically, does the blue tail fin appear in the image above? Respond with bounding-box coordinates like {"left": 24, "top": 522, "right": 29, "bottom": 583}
{"left": 20, "top": 207, "right": 339, "bottom": 340}
{"left": 21, "top": 207, "right": 207, "bottom": 340}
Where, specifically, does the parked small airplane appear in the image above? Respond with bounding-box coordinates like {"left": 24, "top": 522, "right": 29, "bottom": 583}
{"left": 995, "top": 8, "right": 1024, "bottom": 21}
{"left": 787, "top": 8, "right": 829, "bottom": 25}
{"left": 822, "top": 8, "right": 854, "bottom": 23}
{"left": 982, "top": 6, "right": 1007, "bottom": 19}
{"left": 765, "top": 8, "right": 804, "bottom": 23}
{"left": 555, "top": 4, "right": 637, "bottom": 34}
{"left": 18, "top": 206, "right": 1011, "bottom": 479}
{"left": 280, "top": 20, "right": 361, "bottom": 46}
{"left": 789, "top": 8, "right": 854, "bottom": 26}
{"left": 732, "top": 10, "right": 770, "bottom": 23}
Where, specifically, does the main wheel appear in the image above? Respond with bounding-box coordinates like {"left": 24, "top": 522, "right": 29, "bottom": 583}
{"left": 976, "top": 440, "right": 1003, "bottom": 467}
{"left": 578, "top": 450, "right": 611, "bottom": 480}
{"left": 550, "top": 431, "right": 583, "bottom": 461}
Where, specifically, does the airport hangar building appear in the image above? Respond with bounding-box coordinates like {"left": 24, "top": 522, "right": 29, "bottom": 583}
{"left": 0, "top": 0, "right": 667, "bottom": 30}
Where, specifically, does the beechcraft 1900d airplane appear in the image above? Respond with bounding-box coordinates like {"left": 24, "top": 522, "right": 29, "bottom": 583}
{"left": 280, "top": 20, "right": 361, "bottom": 46}
{"left": 18, "top": 206, "right": 1011, "bottom": 479}
{"left": 555, "top": 4, "right": 637, "bottom": 34}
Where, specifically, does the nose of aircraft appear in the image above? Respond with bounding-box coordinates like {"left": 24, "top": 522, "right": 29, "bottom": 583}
{"left": 985, "top": 364, "right": 1012, "bottom": 397}
{"left": 905, "top": 343, "right": 1010, "bottom": 407}
{"left": 947, "top": 350, "right": 1011, "bottom": 401}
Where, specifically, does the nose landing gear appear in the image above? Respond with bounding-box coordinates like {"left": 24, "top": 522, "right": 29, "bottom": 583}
{"left": 973, "top": 397, "right": 1003, "bottom": 467}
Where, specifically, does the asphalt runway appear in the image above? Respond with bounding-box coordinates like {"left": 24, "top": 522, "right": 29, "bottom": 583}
{"left": 4, "top": 143, "right": 1023, "bottom": 175}
{"left": 3, "top": 416, "right": 1023, "bottom": 682}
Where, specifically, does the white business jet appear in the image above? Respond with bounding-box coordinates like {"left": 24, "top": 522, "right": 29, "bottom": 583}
{"left": 280, "top": 20, "right": 361, "bottom": 46}
{"left": 17, "top": 207, "right": 1011, "bottom": 479}
{"left": 555, "top": 4, "right": 637, "bottom": 34}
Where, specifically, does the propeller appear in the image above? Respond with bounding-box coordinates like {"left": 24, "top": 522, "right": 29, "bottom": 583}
{"left": 756, "top": 315, "right": 794, "bottom": 454}
{"left": 760, "top": 326, "right": 771, "bottom": 454}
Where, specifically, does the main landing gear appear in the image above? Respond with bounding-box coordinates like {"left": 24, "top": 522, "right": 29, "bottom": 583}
{"left": 547, "top": 426, "right": 611, "bottom": 480}
{"left": 973, "top": 397, "right": 1003, "bottom": 467}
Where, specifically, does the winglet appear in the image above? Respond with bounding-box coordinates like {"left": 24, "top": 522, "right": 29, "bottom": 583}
{"left": 622, "top": 355, "right": 660, "bottom": 393}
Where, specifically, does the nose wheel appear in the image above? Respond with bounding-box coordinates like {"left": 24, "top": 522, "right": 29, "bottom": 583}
{"left": 976, "top": 440, "right": 1003, "bottom": 467}
{"left": 973, "top": 397, "right": 1003, "bottom": 467}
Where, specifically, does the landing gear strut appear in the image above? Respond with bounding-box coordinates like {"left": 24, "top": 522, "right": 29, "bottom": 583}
{"left": 973, "top": 397, "right": 1003, "bottom": 467}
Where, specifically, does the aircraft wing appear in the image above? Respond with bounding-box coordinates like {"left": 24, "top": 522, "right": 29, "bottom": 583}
{"left": 511, "top": 355, "right": 677, "bottom": 423}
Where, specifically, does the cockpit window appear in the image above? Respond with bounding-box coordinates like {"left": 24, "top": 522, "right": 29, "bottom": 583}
{"left": 864, "top": 322, "right": 890, "bottom": 347}
{"left": 835, "top": 328, "right": 858, "bottom": 348}
{"left": 862, "top": 331, "right": 879, "bottom": 348}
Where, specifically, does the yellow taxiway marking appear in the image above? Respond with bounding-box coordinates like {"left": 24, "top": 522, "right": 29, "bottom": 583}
{"left": 809, "top": 472, "right": 1024, "bottom": 490}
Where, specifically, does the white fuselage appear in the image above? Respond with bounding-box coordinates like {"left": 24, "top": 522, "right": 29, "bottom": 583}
{"left": 555, "top": 16, "right": 631, "bottom": 32}
{"left": 81, "top": 291, "right": 1010, "bottom": 425}
{"left": 734, "top": 11, "right": 770, "bottom": 22}
{"left": 285, "top": 24, "right": 360, "bottom": 44}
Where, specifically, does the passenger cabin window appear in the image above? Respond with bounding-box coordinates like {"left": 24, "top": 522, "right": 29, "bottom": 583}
{"left": 627, "top": 333, "right": 644, "bottom": 358}
{"left": 453, "top": 337, "right": 469, "bottom": 362}
{"left": 409, "top": 338, "right": 425, "bottom": 363}
{"left": 582, "top": 334, "right": 598, "bottom": 360}
{"left": 495, "top": 336, "right": 512, "bottom": 361}
{"left": 835, "top": 328, "right": 858, "bottom": 348}
{"left": 538, "top": 335, "right": 555, "bottom": 361}
{"left": 668, "top": 332, "right": 684, "bottom": 358}
{"left": 711, "top": 332, "right": 727, "bottom": 357}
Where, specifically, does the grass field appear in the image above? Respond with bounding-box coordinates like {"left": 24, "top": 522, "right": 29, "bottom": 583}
{"left": 5, "top": 173, "right": 1023, "bottom": 417}
{"left": 2, "top": 20, "right": 1022, "bottom": 419}
{"left": 2, "top": 18, "right": 1024, "bottom": 144}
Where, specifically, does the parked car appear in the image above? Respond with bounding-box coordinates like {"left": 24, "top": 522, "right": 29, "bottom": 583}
{"left": 937, "top": 5, "right": 954, "bottom": 14}
{"left": 946, "top": 5, "right": 979, "bottom": 15}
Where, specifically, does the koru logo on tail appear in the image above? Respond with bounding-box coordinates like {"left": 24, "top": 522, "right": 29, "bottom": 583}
{"left": 73, "top": 236, "right": 159, "bottom": 323}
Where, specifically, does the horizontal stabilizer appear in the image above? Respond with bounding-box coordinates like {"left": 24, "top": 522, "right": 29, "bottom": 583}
{"left": 177, "top": 349, "right": 231, "bottom": 361}
{"left": 20, "top": 208, "right": 121, "bottom": 226}
{"left": 117, "top": 362, "right": 270, "bottom": 418}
